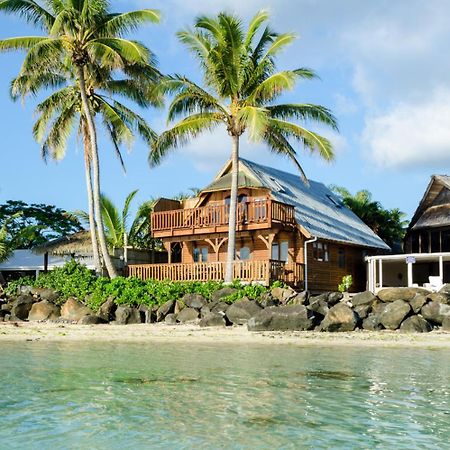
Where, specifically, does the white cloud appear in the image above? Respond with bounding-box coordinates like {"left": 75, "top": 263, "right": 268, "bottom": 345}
{"left": 363, "top": 89, "right": 450, "bottom": 168}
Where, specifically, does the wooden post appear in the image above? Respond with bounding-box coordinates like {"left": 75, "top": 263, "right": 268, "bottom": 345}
{"left": 163, "top": 242, "right": 172, "bottom": 264}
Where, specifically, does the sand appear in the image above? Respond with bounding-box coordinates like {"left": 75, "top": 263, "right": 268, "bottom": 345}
{"left": 0, "top": 322, "right": 449, "bottom": 348}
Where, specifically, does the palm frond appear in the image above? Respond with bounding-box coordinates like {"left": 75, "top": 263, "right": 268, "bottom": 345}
{"left": 97, "top": 9, "right": 160, "bottom": 36}
{"left": 0, "top": 0, "right": 55, "bottom": 29}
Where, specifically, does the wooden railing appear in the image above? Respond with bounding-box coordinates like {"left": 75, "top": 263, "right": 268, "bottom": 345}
{"left": 127, "top": 260, "right": 304, "bottom": 287}
{"left": 151, "top": 200, "right": 295, "bottom": 235}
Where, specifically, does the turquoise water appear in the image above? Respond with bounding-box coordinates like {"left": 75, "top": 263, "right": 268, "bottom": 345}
{"left": 0, "top": 341, "right": 449, "bottom": 449}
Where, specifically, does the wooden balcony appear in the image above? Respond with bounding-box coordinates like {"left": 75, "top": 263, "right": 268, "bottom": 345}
{"left": 151, "top": 199, "right": 296, "bottom": 238}
{"left": 127, "top": 260, "right": 304, "bottom": 287}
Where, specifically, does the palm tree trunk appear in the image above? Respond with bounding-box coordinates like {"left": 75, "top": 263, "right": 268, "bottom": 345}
{"left": 77, "top": 66, "right": 118, "bottom": 278}
{"left": 83, "top": 152, "right": 102, "bottom": 274}
{"left": 225, "top": 134, "right": 240, "bottom": 283}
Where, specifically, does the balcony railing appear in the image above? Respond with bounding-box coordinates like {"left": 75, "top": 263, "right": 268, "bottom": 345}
{"left": 127, "top": 260, "right": 304, "bottom": 287}
{"left": 151, "top": 199, "right": 296, "bottom": 237}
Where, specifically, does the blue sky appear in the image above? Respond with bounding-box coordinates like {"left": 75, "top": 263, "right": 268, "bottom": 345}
{"left": 1, "top": 0, "right": 449, "bottom": 220}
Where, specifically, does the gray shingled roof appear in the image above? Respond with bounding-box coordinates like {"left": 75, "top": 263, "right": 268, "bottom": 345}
{"left": 206, "top": 159, "right": 390, "bottom": 250}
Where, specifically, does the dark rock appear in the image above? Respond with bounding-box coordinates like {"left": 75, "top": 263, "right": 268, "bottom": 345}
{"left": 377, "top": 287, "right": 429, "bottom": 302}
{"left": 210, "top": 301, "right": 230, "bottom": 315}
{"left": 138, "top": 305, "right": 154, "bottom": 323}
{"left": 354, "top": 304, "right": 371, "bottom": 320}
{"left": 320, "top": 303, "right": 358, "bottom": 332}
{"left": 309, "top": 293, "right": 329, "bottom": 304}
{"left": 271, "top": 286, "right": 297, "bottom": 304}
{"left": 248, "top": 305, "right": 315, "bottom": 331}
{"left": 421, "top": 301, "right": 450, "bottom": 325}
{"left": 442, "top": 316, "right": 450, "bottom": 331}
{"left": 399, "top": 315, "right": 432, "bottom": 333}
{"left": 30, "top": 287, "right": 59, "bottom": 302}
{"left": 1, "top": 303, "right": 12, "bottom": 312}
{"left": 438, "top": 284, "right": 450, "bottom": 295}
{"left": 199, "top": 312, "right": 226, "bottom": 327}
{"left": 286, "top": 291, "right": 308, "bottom": 306}
{"left": 79, "top": 315, "right": 108, "bottom": 325}
{"left": 174, "top": 300, "right": 185, "bottom": 314}
{"left": 115, "top": 306, "right": 141, "bottom": 325}
{"left": 225, "top": 299, "right": 262, "bottom": 325}
{"left": 372, "top": 301, "right": 386, "bottom": 315}
{"left": 60, "top": 298, "right": 93, "bottom": 322}
{"left": 28, "top": 301, "right": 60, "bottom": 321}
{"left": 352, "top": 291, "right": 377, "bottom": 307}
{"left": 362, "top": 314, "right": 383, "bottom": 331}
{"left": 164, "top": 313, "right": 178, "bottom": 324}
{"left": 182, "top": 293, "right": 207, "bottom": 309}
{"left": 379, "top": 300, "right": 411, "bottom": 330}
{"left": 307, "top": 297, "right": 329, "bottom": 317}
{"left": 11, "top": 295, "right": 35, "bottom": 320}
{"left": 427, "top": 292, "right": 450, "bottom": 305}
{"left": 327, "top": 292, "right": 344, "bottom": 306}
{"left": 211, "top": 287, "right": 237, "bottom": 303}
{"left": 98, "top": 296, "right": 116, "bottom": 321}
{"left": 176, "top": 307, "right": 199, "bottom": 323}
{"left": 200, "top": 305, "right": 211, "bottom": 317}
{"left": 257, "top": 292, "right": 278, "bottom": 308}
{"left": 410, "top": 294, "right": 427, "bottom": 313}
{"left": 156, "top": 300, "right": 175, "bottom": 322}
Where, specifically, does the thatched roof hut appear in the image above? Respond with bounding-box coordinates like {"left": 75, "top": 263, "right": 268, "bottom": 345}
{"left": 34, "top": 231, "right": 93, "bottom": 256}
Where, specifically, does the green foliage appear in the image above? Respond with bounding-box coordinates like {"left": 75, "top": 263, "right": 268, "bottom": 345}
{"left": 3, "top": 276, "right": 35, "bottom": 297}
{"left": 223, "top": 283, "right": 268, "bottom": 302}
{"left": 338, "top": 275, "right": 353, "bottom": 293}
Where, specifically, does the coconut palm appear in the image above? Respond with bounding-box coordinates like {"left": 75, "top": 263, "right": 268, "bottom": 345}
{"left": 0, "top": 0, "right": 161, "bottom": 277}
{"left": 150, "top": 10, "right": 338, "bottom": 282}
{"left": 0, "top": 223, "right": 11, "bottom": 263}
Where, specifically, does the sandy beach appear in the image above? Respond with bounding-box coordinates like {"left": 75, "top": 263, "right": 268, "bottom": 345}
{"left": 0, "top": 322, "right": 449, "bottom": 348}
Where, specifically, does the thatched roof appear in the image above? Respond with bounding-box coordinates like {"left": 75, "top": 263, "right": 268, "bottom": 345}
{"left": 34, "top": 231, "right": 93, "bottom": 256}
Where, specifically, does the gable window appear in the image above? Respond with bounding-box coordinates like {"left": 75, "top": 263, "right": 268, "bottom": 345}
{"left": 338, "top": 248, "right": 345, "bottom": 268}
{"left": 313, "top": 242, "right": 329, "bottom": 262}
{"left": 193, "top": 246, "right": 208, "bottom": 262}
{"left": 239, "top": 246, "right": 251, "bottom": 260}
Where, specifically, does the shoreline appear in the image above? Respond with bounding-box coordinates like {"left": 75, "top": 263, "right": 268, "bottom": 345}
{"left": 1, "top": 322, "right": 449, "bottom": 348}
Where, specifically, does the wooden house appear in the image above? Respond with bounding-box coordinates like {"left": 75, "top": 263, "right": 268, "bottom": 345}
{"left": 128, "top": 159, "right": 389, "bottom": 291}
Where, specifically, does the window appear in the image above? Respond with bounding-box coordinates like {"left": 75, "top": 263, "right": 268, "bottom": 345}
{"left": 193, "top": 246, "right": 208, "bottom": 262}
{"left": 240, "top": 246, "right": 251, "bottom": 260}
{"left": 431, "top": 231, "right": 440, "bottom": 253}
{"left": 313, "top": 242, "right": 329, "bottom": 262}
{"left": 338, "top": 248, "right": 345, "bottom": 268}
{"left": 271, "top": 241, "right": 289, "bottom": 262}
{"left": 420, "top": 231, "right": 429, "bottom": 253}
{"left": 254, "top": 198, "right": 267, "bottom": 221}
{"left": 411, "top": 232, "right": 419, "bottom": 253}
{"left": 442, "top": 230, "right": 450, "bottom": 252}
{"left": 271, "top": 242, "right": 279, "bottom": 260}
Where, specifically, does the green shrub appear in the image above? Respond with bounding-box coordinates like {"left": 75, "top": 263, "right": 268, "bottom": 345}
{"left": 338, "top": 275, "right": 353, "bottom": 293}
{"left": 3, "top": 276, "right": 35, "bottom": 297}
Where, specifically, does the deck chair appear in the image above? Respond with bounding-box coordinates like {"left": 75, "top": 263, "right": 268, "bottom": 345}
{"left": 425, "top": 276, "right": 443, "bottom": 292}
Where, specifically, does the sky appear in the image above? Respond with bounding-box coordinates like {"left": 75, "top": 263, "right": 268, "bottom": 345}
{"left": 1, "top": 0, "right": 450, "bottom": 221}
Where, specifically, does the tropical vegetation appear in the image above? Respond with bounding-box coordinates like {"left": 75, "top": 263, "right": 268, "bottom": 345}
{"left": 150, "top": 10, "right": 338, "bottom": 282}
{"left": 0, "top": 0, "right": 162, "bottom": 278}
{"left": 0, "top": 222, "right": 11, "bottom": 263}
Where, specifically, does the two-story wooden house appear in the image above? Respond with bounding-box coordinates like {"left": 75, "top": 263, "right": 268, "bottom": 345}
{"left": 128, "top": 159, "right": 389, "bottom": 292}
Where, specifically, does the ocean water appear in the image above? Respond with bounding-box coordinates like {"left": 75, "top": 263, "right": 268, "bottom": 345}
{"left": 0, "top": 341, "right": 449, "bottom": 449}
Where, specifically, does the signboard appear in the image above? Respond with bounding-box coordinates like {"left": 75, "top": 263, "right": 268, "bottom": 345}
{"left": 406, "top": 256, "right": 416, "bottom": 264}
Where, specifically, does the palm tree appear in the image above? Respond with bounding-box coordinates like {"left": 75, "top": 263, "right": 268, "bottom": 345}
{"left": 150, "top": 10, "right": 338, "bottom": 282}
{"left": 0, "top": 223, "right": 11, "bottom": 263}
{"left": 0, "top": 0, "right": 161, "bottom": 277}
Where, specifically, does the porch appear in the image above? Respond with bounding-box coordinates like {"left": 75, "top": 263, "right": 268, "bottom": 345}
{"left": 127, "top": 260, "right": 305, "bottom": 287}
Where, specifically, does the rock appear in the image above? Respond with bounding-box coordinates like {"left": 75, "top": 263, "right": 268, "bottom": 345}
{"left": 164, "top": 313, "right": 178, "bottom": 324}
{"left": 60, "top": 298, "right": 93, "bottom": 322}
{"left": 286, "top": 291, "right": 308, "bottom": 306}
{"left": 182, "top": 293, "right": 207, "bottom": 309}
{"left": 79, "top": 315, "right": 108, "bottom": 325}
{"left": 28, "top": 300, "right": 60, "bottom": 321}
{"left": 174, "top": 300, "right": 186, "bottom": 314}
{"left": 211, "top": 287, "right": 237, "bottom": 303}
{"left": 138, "top": 305, "right": 154, "bottom": 323}
{"left": 98, "top": 296, "right": 116, "bottom": 321}
{"left": 362, "top": 314, "right": 383, "bottom": 331}
{"left": 377, "top": 287, "right": 429, "bottom": 302}
{"left": 10, "top": 295, "right": 35, "bottom": 320}
{"left": 352, "top": 291, "right": 377, "bottom": 307}
{"left": 115, "top": 306, "right": 141, "bottom": 325}
{"left": 30, "top": 287, "right": 59, "bottom": 302}
{"left": 354, "top": 304, "right": 371, "bottom": 320}
{"left": 410, "top": 294, "right": 427, "bottom": 313}
{"left": 421, "top": 301, "right": 450, "bottom": 325}
{"left": 200, "top": 305, "right": 211, "bottom": 317}
{"left": 399, "top": 315, "right": 432, "bottom": 333}
{"left": 210, "top": 301, "right": 229, "bottom": 315}
{"left": 327, "top": 292, "right": 344, "bottom": 306}
{"left": 199, "top": 312, "right": 226, "bottom": 327}
{"left": 307, "top": 297, "right": 329, "bottom": 317}
{"left": 438, "top": 284, "right": 450, "bottom": 295}
{"left": 379, "top": 300, "right": 411, "bottom": 330}
{"left": 225, "top": 299, "right": 262, "bottom": 325}
{"left": 1, "top": 303, "right": 12, "bottom": 312}
{"left": 271, "top": 287, "right": 297, "bottom": 304}
{"left": 156, "top": 300, "right": 175, "bottom": 322}
{"left": 442, "top": 316, "right": 450, "bottom": 331}
{"left": 258, "top": 292, "right": 278, "bottom": 308}
{"left": 247, "top": 305, "right": 314, "bottom": 331}
{"left": 176, "top": 307, "right": 199, "bottom": 323}
{"left": 18, "top": 285, "right": 33, "bottom": 295}
{"left": 427, "top": 292, "right": 450, "bottom": 305}
{"left": 320, "top": 303, "right": 358, "bottom": 332}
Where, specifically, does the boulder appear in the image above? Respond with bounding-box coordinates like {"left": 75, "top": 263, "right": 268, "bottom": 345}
{"left": 410, "top": 294, "right": 427, "bottom": 314}
{"left": 98, "top": 296, "right": 117, "bottom": 321}
{"left": 362, "top": 314, "right": 383, "bottom": 331}
{"left": 377, "top": 287, "right": 429, "bottom": 302}
{"left": 174, "top": 300, "right": 186, "bottom": 314}
{"left": 307, "top": 297, "right": 329, "bottom": 317}
{"left": 61, "top": 298, "right": 93, "bottom": 322}
{"left": 271, "top": 286, "right": 297, "bottom": 304}
{"left": 427, "top": 292, "right": 450, "bottom": 305}
{"left": 176, "top": 307, "right": 199, "bottom": 323}
{"left": 200, "top": 305, "right": 211, "bottom": 317}
{"left": 257, "top": 292, "right": 278, "bottom": 308}
{"left": 211, "top": 287, "right": 237, "bottom": 303}
{"left": 164, "top": 313, "right": 178, "bottom": 324}
{"left": 156, "top": 300, "right": 175, "bottom": 322}
{"left": 28, "top": 300, "right": 60, "bottom": 321}
{"left": 379, "top": 300, "right": 411, "bottom": 330}
{"left": 286, "top": 291, "right": 308, "bottom": 306}
{"left": 115, "top": 306, "right": 142, "bottom": 325}
{"left": 421, "top": 301, "right": 450, "bottom": 325}
{"left": 79, "top": 315, "right": 108, "bottom": 325}
{"left": 199, "top": 312, "right": 226, "bottom": 327}
{"left": 18, "top": 286, "right": 33, "bottom": 295}
{"left": 354, "top": 304, "right": 371, "bottom": 320}
{"left": 320, "top": 303, "right": 358, "bottom": 332}
{"left": 352, "top": 291, "right": 377, "bottom": 307}
{"left": 327, "top": 292, "right": 344, "bottom": 306}
{"left": 438, "top": 284, "right": 450, "bottom": 295}
{"left": 138, "top": 305, "right": 154, "bottom": 323}
{"left": 210, "top": 301, "right": 230, "bottom": 315}
{"left": 1, "top": 303, "right": 12, "bottom": 312}
{"left": 247, "top": 305, "right": 314, "bottom": 331}
{"left": 399, "top": 315, "right": 432, "bottom": 333}
{"left": 225, "top": 299, "right": 262, "bottom": 325}
{"left": 182, "top": 293, "right": 207, "bottom": 309}
{"left": 10, "top": 295, "right": 35, "bottom": 320}
{"left": 30, "top": 287, "right": 59, "bottom": 302}
{"left": 442, "top": 316, "right": 450, "bottom": 331}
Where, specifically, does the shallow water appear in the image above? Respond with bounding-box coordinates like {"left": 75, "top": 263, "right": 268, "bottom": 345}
{"left": 0, "top": 341, "right": 449, "bottom": 449}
